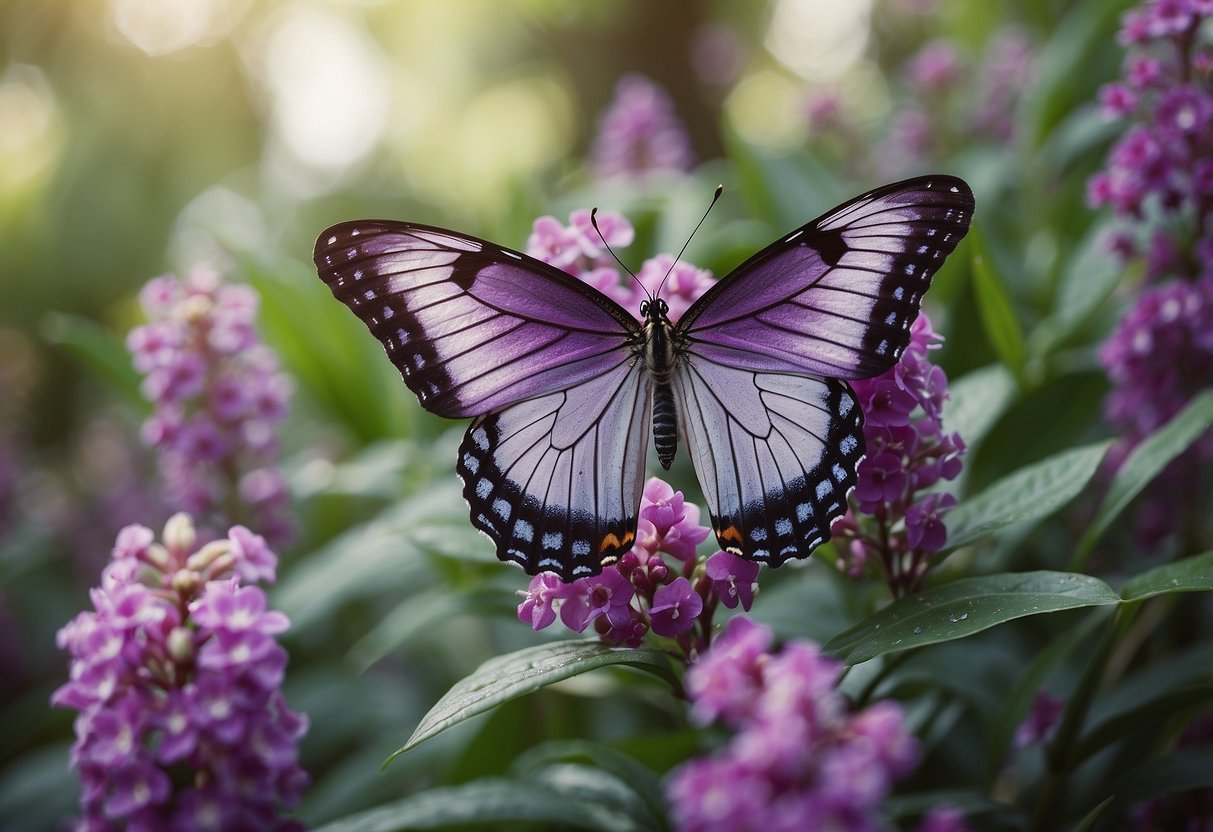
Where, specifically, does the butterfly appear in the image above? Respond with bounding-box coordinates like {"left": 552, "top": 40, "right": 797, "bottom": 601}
{"left": 314, "top": 175, "right": 974, "bottom": 581}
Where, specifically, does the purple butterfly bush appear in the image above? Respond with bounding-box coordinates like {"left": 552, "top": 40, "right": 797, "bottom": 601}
{"left": 127, "top": 269, "right": 293, "bottom": 545}
{"left": 664, "top": 616, "right": 933, "bottom": 832}
{"left": 1088, "top": 0, "right": 1213, "bottom": 549}
{"left": 52, "top": 513, "right": 308, "bottom": 830}
{"left": 832, "top": 312, "right": 966, "bottom": 597}
{"left": 591, "top": 74, "right": 694, "bottom": 181}
{"left": 810, "top": 28, "right": 1032, "bottom": 177}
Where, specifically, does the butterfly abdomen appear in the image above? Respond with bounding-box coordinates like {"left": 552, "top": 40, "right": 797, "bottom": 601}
{"left": 653, "top": 383, "right": 678, "bottom": 469}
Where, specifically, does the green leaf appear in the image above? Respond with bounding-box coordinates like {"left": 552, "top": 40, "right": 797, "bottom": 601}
{"left": 513, "top": 740, "right": 670, "bottom": 832}
{"left": 40, "top": 312, "right": 144, "bottom": 409}
{"left": 1120, "top": 550, "right": 1213, "bottom": 601}
{"left": 310, "top": 778, "right": 644, "bottom": 832}
{"left": 945, "top": 440, "right": 1110, "bottom": 551}
{"left": 1044, "top": 219, "right": 1126, "bottom": 349}
{"left": 1068, "top": 797, "right": 1113, "bottom": 832}
{"left": 1072, "top": 682, "right": 1213, "bottom": 766}
{"left": 969, "top": 226, "right": 1027, "bottom": 377}
{"left": 392, "top": 640, "right": 677, "bottom": 760}
{"left": 823, "top": 572, "right": 1120, "bottom": 665}
{"left": 1107, "top": 747, "right": 1213, "bottom": 805}
{"left": 1074, "top": 390, "right": 1213, "bottom": 566}
{"left": 942, "top": 364, "right": 1017, "bottom": 455}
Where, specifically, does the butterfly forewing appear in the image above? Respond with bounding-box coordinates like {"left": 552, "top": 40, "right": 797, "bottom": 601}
{"left": 677, "top": 175, "right": 974, "bottom": 380}
{"left": 314, "top": 221, "right": 639, "bottom": 418}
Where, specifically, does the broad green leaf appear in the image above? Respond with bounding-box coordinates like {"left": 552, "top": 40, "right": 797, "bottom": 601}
{"left": 1073, "top": 682, "right": 1213, "bottom": 766}
{"left": 310, "top": 778, "right": 643, "bottom": 832}
{"left": 350, "top": 585, "right": 517, "bottom": 672}
{"left": 41, "top": 312, "right": 144, "bottom": 409}
{"left": 942, "top": 364, "right": 1017, "bottom": 456}
{"left": 514, "top": 740, "right": 669, "bottom": 832}
{"left": 1045, "top": 219, "right": 1126, "bottom": 348}
{"left": 1120, "top": 551, "right": 1213, "bottom": 601}
{"left": 823, "top": 572, "right": 1120, "bottom": 665}
{"left": 945, "top": 440, "right": 1110, "bottom": 551}
{"left": 1075, "top": 390, "right": 1213, "bottom": 565}
{"left": 393, "top": 640, "right": 677, "bottom": 760}
{"left": 970, "top": 226, "right": 1026, "bottom": 376}
{"left": 1068, "top": 797, "right": 1113, "bottom": 832}
{"left": 526, "top": 762, "right": 665, "bottom": 832}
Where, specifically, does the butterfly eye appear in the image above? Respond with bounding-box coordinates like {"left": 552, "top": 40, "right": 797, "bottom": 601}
{"left": 639, "top": 300, "right": 650, "bottom": 316}
{"left": 657, "top": 299, "right": 669, "bottom": 316}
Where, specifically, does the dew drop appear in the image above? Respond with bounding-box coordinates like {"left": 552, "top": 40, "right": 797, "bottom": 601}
{"left": 913, "top": 625, "right": 923, "bottom": 634}
{"left": 947, "top": 613, "right": 969, "bottom": 623}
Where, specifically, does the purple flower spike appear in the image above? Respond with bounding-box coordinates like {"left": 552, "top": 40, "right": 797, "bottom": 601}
{"left": 668, "top": 622, "right": 919, "bottom": 831}
{"left": 705, "top": 551, "right": 759, "bottom": 610}
{"left": 591, "top": 74, "right": 694, "bottom": 180}
{"left": 837, "top": 310, "right": 965, "bottom": 595}
{"left": 649, "top": 577, "right": 703, "bottom": 637}
{"left": 53, "top": 516, "right": 307, "bottom": 829}
{"left": 128, "top": 271, "right": 294, "bottom": 544}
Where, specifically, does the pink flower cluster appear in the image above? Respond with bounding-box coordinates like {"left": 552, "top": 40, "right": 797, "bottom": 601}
{"left": 591, "top": 74, "right": 694, "bottom": 181}
{"left": 665, "top": 617, "right": 932, "bottom": 832}
{"left": 516, "top": 479, "right": 759, "bottom": 652}
{"left": 52, "top": 514, "right": 308, "bottom": 830}
{"left": 833, "top": 313, "right": 965, "bottom": 597}
{"left": 525, "top": 210, "right": 714, "bottom": 323}
{"left": 127, "top": 269, "right": 293, "bottom": 544}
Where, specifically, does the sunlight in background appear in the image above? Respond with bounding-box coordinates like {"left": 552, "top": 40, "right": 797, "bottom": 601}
{"left": 109, "top": 0, "right": 250, "bottom": 56}
{"left": 0, "top": 65, "right": 62, "bottom": 198}
{"left": 254, "top": 3, "right": 392, "bottom": 197}
{"left": 764, "top": 0, "right": 873, "bottom": 82}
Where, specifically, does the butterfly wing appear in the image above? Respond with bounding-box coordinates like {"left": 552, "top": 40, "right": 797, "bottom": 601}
{"left": 315, "top": 220, "right": 651, "bottom": 579}
{"left": 672, "top": 175, "right": 973, "bottom": 562}
{"left": 672, "top": 362, "right": 862, "bottom": 566}
{"left": 459, "top": 360, "right": 651, "bottom": 581}
{"left": 314, "top": 221, "right": 640, "bottom": 418}
{"left": 677, "top": 175, "right": 974, "bottom": 379}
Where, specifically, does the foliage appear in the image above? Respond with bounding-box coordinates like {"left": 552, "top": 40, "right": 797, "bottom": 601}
{"left": 2, "top": 1, "right": 1211, "bottom": 831}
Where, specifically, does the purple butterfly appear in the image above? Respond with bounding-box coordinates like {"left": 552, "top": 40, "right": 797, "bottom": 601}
{"left": 314, "top": 175, "right": 974, "bottom": 581}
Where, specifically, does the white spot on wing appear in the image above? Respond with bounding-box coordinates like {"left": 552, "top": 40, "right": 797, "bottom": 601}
{"left": 775, "top": 518, "right": 792, "bottom": 536}
{"left": 832, "top": 463, "right": 847, "bottom": 482}
{"left": 797, "top": 503, "right": 812, "bottom": 522}
{"left": 751, "top": 528, "right": 768, "bottom": 542}
{"left": 462, "top": 453, "right": 479, "bottom": 474}
{"left": 493, "top": 498, "right": 511, "bottom": 521}
{"left": 840, "top": 435, "right": 859, "bottom": 455}
{"left": 816, "top": 480, "right": 833, "bottom": 500}
{"left": 472, "top": 428, "right": 489, "bottom": 450}
{"left": 476, "top": 478, "right": 492, "bottom": 499}
{"left": 513, "top": 520, "right": 534, "bottom": 542}
{"left": 542, "top": 532, "right": 563, "bottom": 550}
{"left": 572, "top": 540, "right": 591, "bottom": 557}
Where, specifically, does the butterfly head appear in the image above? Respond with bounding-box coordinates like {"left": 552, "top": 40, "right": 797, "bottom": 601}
{"left": 639, "top": 297, "right": 670, "bottom": 323}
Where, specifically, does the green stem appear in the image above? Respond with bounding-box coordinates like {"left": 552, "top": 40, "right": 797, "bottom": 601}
{"left": 1029, "top": 603, "right": 1139, "bottom": 831}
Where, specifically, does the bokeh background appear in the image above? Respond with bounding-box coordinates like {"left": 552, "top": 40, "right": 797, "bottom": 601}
{"left": 8, "top": 0, "right": 1199, "bottom": 829}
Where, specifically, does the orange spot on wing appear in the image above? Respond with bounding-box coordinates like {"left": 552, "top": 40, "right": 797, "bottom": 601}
{"left": 599, "top": 530, "right": 635, "bottom": 553}
{"left": 719, "top": 525, "right": 742, "bottom": 544}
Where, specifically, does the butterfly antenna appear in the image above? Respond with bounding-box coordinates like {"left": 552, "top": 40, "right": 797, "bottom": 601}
{"left": 590, "top": 208, "right": 647, "bottom": 300}
{"left": 656, "top": 184, "right": 723, "bottom": 300}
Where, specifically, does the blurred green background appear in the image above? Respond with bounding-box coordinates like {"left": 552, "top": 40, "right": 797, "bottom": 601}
{"left": 1, "top": 0, "right": 1147, "bottom": 828}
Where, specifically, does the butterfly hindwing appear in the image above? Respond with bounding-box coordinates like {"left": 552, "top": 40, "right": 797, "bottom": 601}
{"left": 458, "top": 361, "right": 651, "bottom": 581}
{"left": 314, "top": 221, "right": 639, "bottom": 418}
{"left": 672, "top": 359, "right": 863, "bottom": 566}
{"left": 678, "top": 175, "right": 973, "bottom": 380}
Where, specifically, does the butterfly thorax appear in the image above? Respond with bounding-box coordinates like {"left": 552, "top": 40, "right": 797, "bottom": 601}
{"left": 640, "top": 298, "right": 679, "bottom": 470}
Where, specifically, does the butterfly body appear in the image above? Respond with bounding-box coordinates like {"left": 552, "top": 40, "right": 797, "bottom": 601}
{"left": 639, "top": 298, "right": 680, "bottom": 469}
{"left": 315, "top": 175, "right": 974, "bottom": 581}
